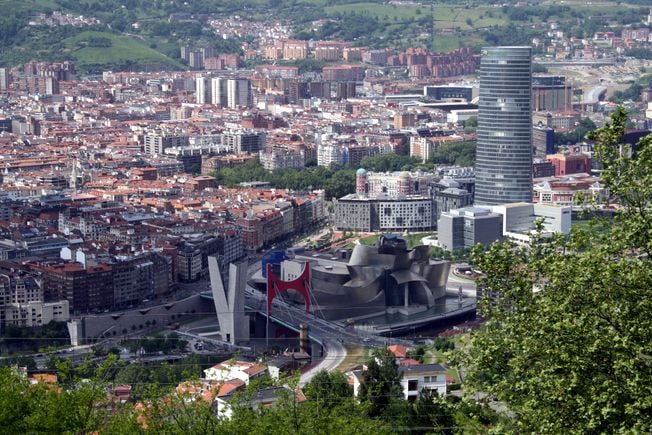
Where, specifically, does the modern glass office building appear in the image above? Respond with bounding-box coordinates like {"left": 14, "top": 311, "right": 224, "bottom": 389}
{"left": 475, "top": 46, "right": 533, "bottom": 205}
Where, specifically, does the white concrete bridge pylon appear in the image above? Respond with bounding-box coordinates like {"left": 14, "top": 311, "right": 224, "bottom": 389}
{"left": 208, "top": 256, "right": 250, "bottom": 344}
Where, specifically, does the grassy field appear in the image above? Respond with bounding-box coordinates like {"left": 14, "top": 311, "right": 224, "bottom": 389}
{"left": 431, "top": 6, "right": 508, "bottom": 30}
{"left": 403, "top": 232, "right": 437, "bottom": 249}
{"left": 542, "top": 0, "right": 640, "bottom": 8}
{"left": 358, "top": 232, "right": 436, "bottom": 249}
{"left": 325, "top": 3, "right": 508, "bottom": 30}
{"left": 431, "top": 34, "right": 487, "bottom": 52}
{"left": 430, "top": 34, "right": 463, "bottom": 52}
{"left": 8, "top": 0, "right": 58, "bottom": 11}
{"left": 359, "top": 234, "right": 380, "bottom": 247}
{"left": 326, "top": 2, "right": 423, "bottom": 21}
{"left": 63, "top": 31, "right": 185, "bottom": 71}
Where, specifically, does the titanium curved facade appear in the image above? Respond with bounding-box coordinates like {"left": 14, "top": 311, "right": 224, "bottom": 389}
{"left": 475, "top": 46, "right": 533, "bottom": 205}
{"left": 281, "top": 235, "right": 451, "bottom": 320}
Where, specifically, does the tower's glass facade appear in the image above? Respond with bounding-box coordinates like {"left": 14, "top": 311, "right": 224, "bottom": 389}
{"left": 475, "top": 46, "right": 533, "bottom": 205}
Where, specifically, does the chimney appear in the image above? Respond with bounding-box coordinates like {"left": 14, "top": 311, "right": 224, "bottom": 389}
{"left": 299, "top": 323, "right": 310, "bottom": 355}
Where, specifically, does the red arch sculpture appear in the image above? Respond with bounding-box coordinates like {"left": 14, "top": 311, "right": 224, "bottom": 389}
{"left": 266, "top": 263, "right": 311, "bottom": 316}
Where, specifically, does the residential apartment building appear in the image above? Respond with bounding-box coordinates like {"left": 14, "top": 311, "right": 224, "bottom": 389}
{"left": 211, "top": 77, "right": 228, "bottom": 106}
{"left": 259, "top": 149, "right": 304, "bottom": 171}
{"left": 546, "top": 152, "right": 592, "bottom": 176}
{"left": 0, "top": 273, "right": 67, "bottom": 330}
{"left": 177, "top": 245, "right": 203, "bottom": 282}
{"left": 0, "top": 67, "right": 10, "bottom": 91}
{"left": 335, "top": 195, "right": 435, "bottom": 232}
{"left": 223, "top": 131, "right": 266, "bottom": 154}
{"left": 144, "top": 134, "right": 190, "bottom": 156}
{"left": 317, "top": 143, "right": 346, "bottom": 167}
{"left": 322, "top": 65, "right": 364, "bottom": 82}
{"left": 282, "top": 40, "right": 309, "bottom": 60}
{"left": 0, "top": 197, "right": 13, "bottom": 222}
{"left": 176, "top": 230, "right": 244, "bottom": 283}
{"left": 533, "top": 125, "right": 555, "bottom": 157}
{"left": 111, "top": 254, "right": 155, "bottom": 309}
{"left": 195, "top": 74, "right": 211, "bottom": 104}
{"left": 360, "top": 170, "right": 435, "bottom": 197}
{"left": 3, "top": 300, "right": 69, "bottom": 328}
{"left": 226, "top": 78, "right": 253, "bottom": 108}
{"left": 317, "top": 143, "right": 376, "bottom": 167}
{"left": 35, "top": 261, "right": 114, "bottom": 314}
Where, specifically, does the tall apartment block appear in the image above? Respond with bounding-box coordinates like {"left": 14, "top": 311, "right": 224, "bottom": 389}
{"left": 226, "top": 78, "right": 253, "bottom": 109}
{"left": 475, "top": 46, "right": 533, "bottom": 205}
{"left": 211, "top": 77, "right": 228, "bottom": 106}
{"left": 195, "top": 74, "right": 211, "bottom": 104}
{"left": 0, "top": 68, "right": 9, "bottom": 91}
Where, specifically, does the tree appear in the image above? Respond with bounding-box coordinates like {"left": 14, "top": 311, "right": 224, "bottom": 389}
{"left": 464, "top": 116, "right": 477, "bottom": 129}
{"left": 609, "top": 82, "right": 643, "bottom": 103}
{"left": 323, "top": 169, "right": 355, "bottom": 199}
{"left": 454, "top": 108, "right": 652, "bottom": 433}
{"left": 428, "top": 141, "right": 476, "bottom": 167}
{"left": 0, "top": 355, "right": 37, "bottom": 370}
{"left": 532, "top": 63, "right": 549, "bottom": 73}
{"left": 304, "top": 370, "right": 352, "bottom": 408}
{"left": 0, "top": 357, "right": 120, "bottom": 434}
{"left": 410, "top": 389, "right": 456, "bottom": 434}
{"left": 359, "top": 348, "right": 403, "bottom": 417}
{"left": 554, "top": 117, "right": 597, "bottom": 145}
{"left": 407, "top": 345, "right": 426, "bottom": 363}
{"left": 359, "top": 153, "right": 418, "bottom": 172}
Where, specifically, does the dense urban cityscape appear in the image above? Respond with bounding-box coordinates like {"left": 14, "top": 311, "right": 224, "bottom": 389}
{"left": 0, "top": 0, "right": 650, "bottom": 433}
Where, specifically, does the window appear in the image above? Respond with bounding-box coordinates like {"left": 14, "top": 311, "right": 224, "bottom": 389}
{"left": 408, "top": 380, "right": 418, "bottom": 391}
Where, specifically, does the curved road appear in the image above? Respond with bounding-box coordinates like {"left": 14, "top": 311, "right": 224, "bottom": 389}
{"left": 299, "top": 338, "right": 346, "bottom": 386}
{"left": 447, "top": 272, "right": 477, "bottom": 297}
{"left": 583, "top": 86, "right": 607, "bottom": 105}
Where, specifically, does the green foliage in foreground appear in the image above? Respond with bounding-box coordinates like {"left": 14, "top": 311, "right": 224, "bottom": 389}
{"left": 453, "top": 107, "right": 652, "bottom": 433}
{"left": 0, "top": 353, "right": 496, "bottom": 434}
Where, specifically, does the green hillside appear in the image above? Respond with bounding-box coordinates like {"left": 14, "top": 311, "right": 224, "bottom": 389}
{"left": 63, "top": 31, "right": 185, "bottom": 73}
{"left": 1, "top": 0, "right": 651, "bottom": 71}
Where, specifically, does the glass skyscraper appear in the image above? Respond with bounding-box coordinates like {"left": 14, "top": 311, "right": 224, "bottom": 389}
{"left": 475, "top": 46, "right": 533, "bottom": 205}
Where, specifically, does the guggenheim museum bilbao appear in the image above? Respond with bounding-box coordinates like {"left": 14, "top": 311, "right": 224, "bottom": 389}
{"left": 260, "top": 234, "right": 458, "bottom": 323}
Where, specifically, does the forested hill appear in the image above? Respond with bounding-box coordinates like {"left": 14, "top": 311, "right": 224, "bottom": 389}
{"left": 1, "top": 0, "right": 650, "bottom": 73}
